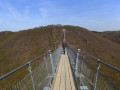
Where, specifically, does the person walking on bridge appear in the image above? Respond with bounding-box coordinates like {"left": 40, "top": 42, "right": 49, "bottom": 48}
{"left": 62, "top": 40, "right": 66, "bottom": 55}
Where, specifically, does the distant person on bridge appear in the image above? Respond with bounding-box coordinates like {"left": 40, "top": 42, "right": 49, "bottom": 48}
{"left": 62, "top": 40, "right": 66, "bottom": 55}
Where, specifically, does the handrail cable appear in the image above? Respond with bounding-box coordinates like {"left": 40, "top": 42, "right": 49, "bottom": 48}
{"left": 0, "top": 52, "right": 48, "bottom": 80}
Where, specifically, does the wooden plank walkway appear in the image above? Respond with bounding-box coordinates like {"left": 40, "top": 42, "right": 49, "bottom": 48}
{"left": 51, "top": 52, "right": 76, "bottom": 90}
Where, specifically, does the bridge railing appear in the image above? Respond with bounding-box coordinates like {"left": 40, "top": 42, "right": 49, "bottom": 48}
{"left": 66, "top": 44, "right": 120, "bottom": 90}
{"left": 0, "top": 45, "right": 62, "bottom": 90}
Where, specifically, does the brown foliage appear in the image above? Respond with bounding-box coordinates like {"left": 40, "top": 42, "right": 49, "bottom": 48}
{"left": 95, "top": 31, "right": 120, "bottom": 45}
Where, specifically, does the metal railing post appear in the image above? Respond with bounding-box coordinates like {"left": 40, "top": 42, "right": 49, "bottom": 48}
{"left": 49, "top": 50, "right": 55, "bottom": 75}
{"left": 75, "top": 49, "right": 80, "bottom": 76}
{"left": 28, "top": 62, "right": 35, "bottom": 90}
{"left": 94, "top": 59, "right": 100, "bottom": 90}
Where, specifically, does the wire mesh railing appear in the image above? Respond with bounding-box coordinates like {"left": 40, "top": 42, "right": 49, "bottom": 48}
{"left": 0, "top": 45, "right": 62, "bottom": 90}
{"left": 52, "top": 46, "right": 62, "bottom": 74}
{"left": 67, "top": 45, "right": 76, "bottom": 69}
{"left": 66, "top": 44, "right": 120, "bottom": 90}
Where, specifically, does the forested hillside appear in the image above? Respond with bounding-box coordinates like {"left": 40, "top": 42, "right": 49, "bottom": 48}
{"left": 0, "top": 25, "right": 120, "bottom": 88}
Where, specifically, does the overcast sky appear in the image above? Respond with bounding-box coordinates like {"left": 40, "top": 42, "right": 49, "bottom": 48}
{"left": 0, "top": 0, "right": 120, "bottom": 31}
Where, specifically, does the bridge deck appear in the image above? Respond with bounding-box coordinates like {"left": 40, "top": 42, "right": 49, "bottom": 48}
{"left": 51, "top": 52, "right": 76, "bottom": 90}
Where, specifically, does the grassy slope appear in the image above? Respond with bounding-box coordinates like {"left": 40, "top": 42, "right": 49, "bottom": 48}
{"left": 93, "top": 31, "right": 120, "bottom": 45}
{"left": 64, "top": 25, "right": 120, "bottom": 87}
{"left": 0, "top": 25, "right": 63, "bottom": 89}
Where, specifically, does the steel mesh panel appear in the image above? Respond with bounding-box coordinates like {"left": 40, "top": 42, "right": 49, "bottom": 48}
{"left": 13, "top": 46, "right": 62, "bottom": 90}
{"left": 66, "top": 45, "right": 120, "bottom": 90}
{"left": 52, "top": 46, "right": 62, "bottom": 73}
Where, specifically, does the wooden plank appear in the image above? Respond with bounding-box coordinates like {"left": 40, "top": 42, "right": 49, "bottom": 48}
{"left": 52, "top": 55, "right": 63, "bottom": 90}
{"left": 51, "top": 51, "right": 76, "bottom": 90}
{"left": 66, "top": 54, "right": 76, "bottom": 90}
{"left": 59, "top": 54, "right": 65, "bottom": 90}
{"left": 65, "top": 53, "right": 72, "bottom": 90}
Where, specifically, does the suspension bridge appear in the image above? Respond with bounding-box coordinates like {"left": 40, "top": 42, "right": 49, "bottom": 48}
{"left": 0, "top": 36, "right": 120, "bottom": 90}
